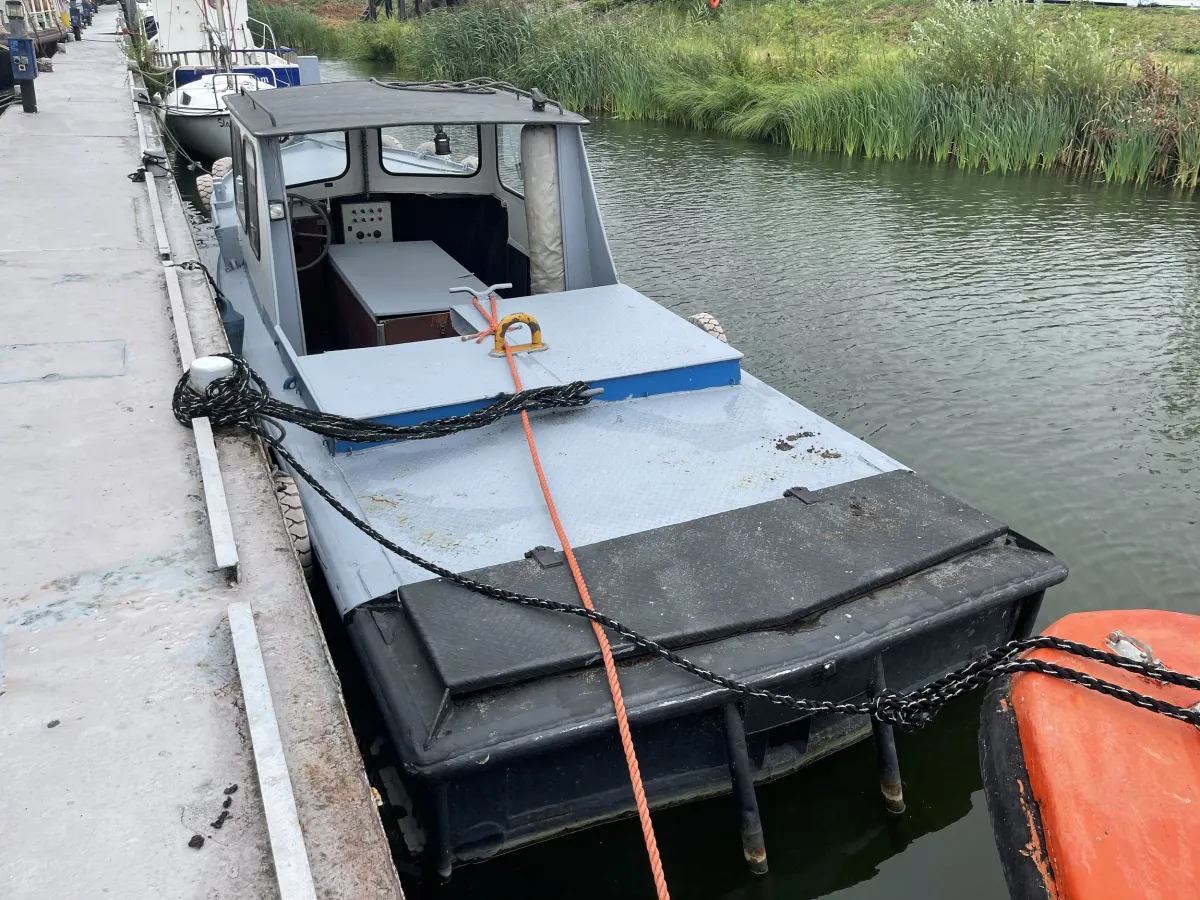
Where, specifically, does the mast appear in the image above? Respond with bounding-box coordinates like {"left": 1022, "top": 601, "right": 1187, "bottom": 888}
{"left": 213, "top": 0, "right": 229, "bottom": 71}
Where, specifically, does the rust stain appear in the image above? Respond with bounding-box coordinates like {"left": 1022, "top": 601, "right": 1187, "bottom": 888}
{"left": 1017, "top": 778, "right": 1060, "bottom": 898}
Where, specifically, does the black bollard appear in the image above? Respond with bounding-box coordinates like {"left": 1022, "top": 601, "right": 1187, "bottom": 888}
{"left": 20, "top": 80, "right": 37, "bottom": 114}
{"left": 870, "top": 653, "right": 905, "bottom": 814}
{"left": 722, "top": 702, "right": 768, "bottom": 874}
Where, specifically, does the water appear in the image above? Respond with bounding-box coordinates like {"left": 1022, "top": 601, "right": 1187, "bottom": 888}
{"left": 189, "top": 60, "right": 1200, "bottom": 900}
{"left": 428, "top": 122, "right": 1200, "bottom": 900}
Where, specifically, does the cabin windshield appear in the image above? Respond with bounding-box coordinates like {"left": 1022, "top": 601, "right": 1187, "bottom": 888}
{"left": 379, "top": 125, "right": 481, "bottom": 176}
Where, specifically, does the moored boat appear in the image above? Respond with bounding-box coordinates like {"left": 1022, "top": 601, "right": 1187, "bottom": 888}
{"left": 1, "top": 0, "right": 69, "bottom": 55}
{"left": 164, "top": 70, "right": 273, "bottom": 160}
{"left": 192, "top": 78, "right": 1070, "bottom": 879}
{"left": 980, "top": 609, "right": 1200, "bottom": 900}
{"left": 147, "top": 0, "right": 315, "bottom": 159}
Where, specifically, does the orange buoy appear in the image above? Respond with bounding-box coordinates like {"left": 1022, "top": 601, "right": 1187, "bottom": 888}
{"left": 981, "top": 610, "right": 1200, "bottom": 900}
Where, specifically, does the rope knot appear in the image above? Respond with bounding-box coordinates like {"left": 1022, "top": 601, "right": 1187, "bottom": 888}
{"left": 870, "top": 691, "right": 936, "bottom": 731}
{"left": 171, "top": 354, "right": 272, "bottom": 430}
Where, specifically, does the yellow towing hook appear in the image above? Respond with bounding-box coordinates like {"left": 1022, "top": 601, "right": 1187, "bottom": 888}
{"left": 492, "top": 312, "right": 547, "bottom": 357}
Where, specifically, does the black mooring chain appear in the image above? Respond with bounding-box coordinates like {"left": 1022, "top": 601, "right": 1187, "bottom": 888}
{"left": 171, "top": 353, "right": 595, "bottom": 445}
{"left": 173, "top": 362, "right": 1200, "bottom": 732}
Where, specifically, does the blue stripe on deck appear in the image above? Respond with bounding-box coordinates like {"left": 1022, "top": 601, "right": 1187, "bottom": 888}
{"left": 330, "top": 358, "right": 742, "bottom": 454}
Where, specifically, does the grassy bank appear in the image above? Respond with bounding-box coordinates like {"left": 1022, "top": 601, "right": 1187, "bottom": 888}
{"left": 258, "top": 0, "right": 1200, "bottom": 187}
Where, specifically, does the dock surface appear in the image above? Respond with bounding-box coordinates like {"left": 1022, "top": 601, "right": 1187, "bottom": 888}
{"left": 0, "top": 13, "right": 404, "bottom": 899}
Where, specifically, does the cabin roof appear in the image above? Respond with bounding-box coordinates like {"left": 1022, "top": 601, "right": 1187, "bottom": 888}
{"left": 225, "top": 79, "right": 589, "bottom": 137}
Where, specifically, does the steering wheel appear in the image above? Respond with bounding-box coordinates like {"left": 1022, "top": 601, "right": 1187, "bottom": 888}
{"left": 287, "top": 193, "right": 332, "bottom": 272}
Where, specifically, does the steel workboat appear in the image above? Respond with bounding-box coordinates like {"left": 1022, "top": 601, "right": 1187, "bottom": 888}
{"left": 204, "top": 79, "right": 1068, "bottom": 877}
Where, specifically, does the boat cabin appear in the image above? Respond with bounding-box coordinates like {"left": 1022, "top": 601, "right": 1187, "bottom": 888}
{"left": 209, "top": 80, "right": 1067, "bottom": 877}
{"left": 217, "top": 79, "right": 738, "bottom": 444}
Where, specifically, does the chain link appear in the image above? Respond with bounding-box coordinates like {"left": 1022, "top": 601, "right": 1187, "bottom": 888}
{"left": 173, "top": 361, "right": 1200, "bottom": 732}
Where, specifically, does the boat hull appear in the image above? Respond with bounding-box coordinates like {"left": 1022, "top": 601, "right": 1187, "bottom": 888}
{"left": 165, "top": 108, "right": 232, "bottom": 160}
{"left": 980, "top": 610, "right": 1200, "bottom": 900}
{"left": 352, "top": 525, "right": 1063, "bottom": 872}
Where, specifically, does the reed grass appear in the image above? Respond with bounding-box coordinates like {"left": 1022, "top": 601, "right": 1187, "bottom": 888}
{"left": 296, "top": 0, "right": 1200, "bottom": 186}
{"left": 252, "top": 0, "right": 344, "bottom": 55}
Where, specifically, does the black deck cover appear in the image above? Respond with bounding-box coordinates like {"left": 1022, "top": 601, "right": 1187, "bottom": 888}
{"left": 400, "top": 470, "right": 1007, "bottom": 694}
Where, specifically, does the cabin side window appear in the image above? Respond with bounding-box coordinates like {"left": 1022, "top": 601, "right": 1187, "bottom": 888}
{"left": 241, "top": 136, "right": 261, "bottom": 259}
{"left": 233, "top": 136, "right": 247, "bottom": 229}
{"left": 497, "top": 124, "right": 525, "bottom": 198}
{"left": 283, "top": 132, "right": 351, "bottom": 188}
{"left": 379, "top": 125, "right": 481, "bottom": 176}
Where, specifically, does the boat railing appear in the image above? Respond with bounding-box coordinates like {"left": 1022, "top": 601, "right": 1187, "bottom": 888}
{"left": 164, "top": 67, "right": 277, "bottom": 113}
{"left": 243, "top": 17, "right": 297, "bottom": 62}
{"left": 154, "top": 47, "right": 298, "bottom": 71}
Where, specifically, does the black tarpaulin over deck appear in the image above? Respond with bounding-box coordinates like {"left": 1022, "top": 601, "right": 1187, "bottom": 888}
{"left": 400, "top": 470, "right": 1008, "bottom": 695}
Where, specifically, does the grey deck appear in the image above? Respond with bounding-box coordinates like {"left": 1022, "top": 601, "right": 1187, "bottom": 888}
{"left": 402, "top": 469, "right": 1007, "bottom": 693}
{"left": 296, "top": 283, "right": 744, "bottom": 420}
{"left": 324, "top": 371, "right": 904, "bottom": 612}
{"left": 328, "top": 240, "right": 486, "bottom": 318}
{"left": 0, "top": 16, "right": 404, "bottom": 900}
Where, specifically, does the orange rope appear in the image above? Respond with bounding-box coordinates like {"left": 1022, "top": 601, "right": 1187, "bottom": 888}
{"left": 480, "top": 295, "right": 671, "bottom": 900}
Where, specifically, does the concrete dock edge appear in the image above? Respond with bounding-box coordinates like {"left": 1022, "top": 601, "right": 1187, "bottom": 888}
{"left": 0, "top": 13, "right": 405, "bottom": 899}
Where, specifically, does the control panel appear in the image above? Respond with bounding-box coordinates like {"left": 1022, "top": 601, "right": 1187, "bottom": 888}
{"left": 341, "top": 201, "right": 392, "bottom": 244}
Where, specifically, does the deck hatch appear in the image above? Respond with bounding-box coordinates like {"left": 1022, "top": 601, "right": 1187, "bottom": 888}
{"left": 294, "top": 282, "right": 743, "bottom": 452}
{"left": 400, "top": 470, "right": 1008, "bottom": 695}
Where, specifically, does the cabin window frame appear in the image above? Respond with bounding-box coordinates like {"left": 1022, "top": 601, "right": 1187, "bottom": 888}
{"left": 376, "top": 125, "right": 483, "bottom": 178}
{"left": 496, "top": 123, "right": 525, "bottom": 199}
{"left": 232, "top": 127, "right": 247, "bottom": 231}
{"left": 241, "top": 135, "right": 262, "bottom": 260}
{"left": 284, "top": 131, "right": 353, "bottom": 189}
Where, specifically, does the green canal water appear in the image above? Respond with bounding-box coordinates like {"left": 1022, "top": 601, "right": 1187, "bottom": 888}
{"left": 424, "top": 123, "right": 1200, "bottom": 900}
{"left": 179, "top": 61, "right": 1200, "bottom": 900}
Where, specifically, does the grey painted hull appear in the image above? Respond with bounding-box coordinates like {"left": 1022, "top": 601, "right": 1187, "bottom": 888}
{"left": 165, "top": 109, "right": 231, "bottom": 160}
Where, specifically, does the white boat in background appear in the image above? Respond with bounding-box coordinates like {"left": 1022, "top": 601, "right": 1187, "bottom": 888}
{"left": 151, "top": 0, "right": 318, "bottom": 159}
{"left": 164, "top": 70, "right": 275, "bottom": 159}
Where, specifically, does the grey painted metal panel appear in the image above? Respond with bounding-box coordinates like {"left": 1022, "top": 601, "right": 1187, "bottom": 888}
{"left": 574, "top": 128, "right": 618, "bottom": 286}
{"left": 294, "top": 283, "right": 742, "bottom": 420}
{"left": 558, "top": 125, "right": 591, "bottom": 290}
{"left": 558, "top": 125, "right": 616, "bottom": 287}
{"left": 264, "top": 140, "right": 307, "bottom": 354}
{"left": 227, "top": 81, "right": 589, "bottom": 138}
{"left": 333, "top": 372, "right": 904, "bottom": 612}
{"left": 297, "top": 56, "right": 320, "bottom": 86}
{"left": 327, "top": 242, "right": 487, "bottom": 319}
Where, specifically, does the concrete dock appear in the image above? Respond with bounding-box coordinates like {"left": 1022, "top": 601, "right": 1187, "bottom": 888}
{"left": 0, "top": 12, "right": 404, "bottom": 899}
